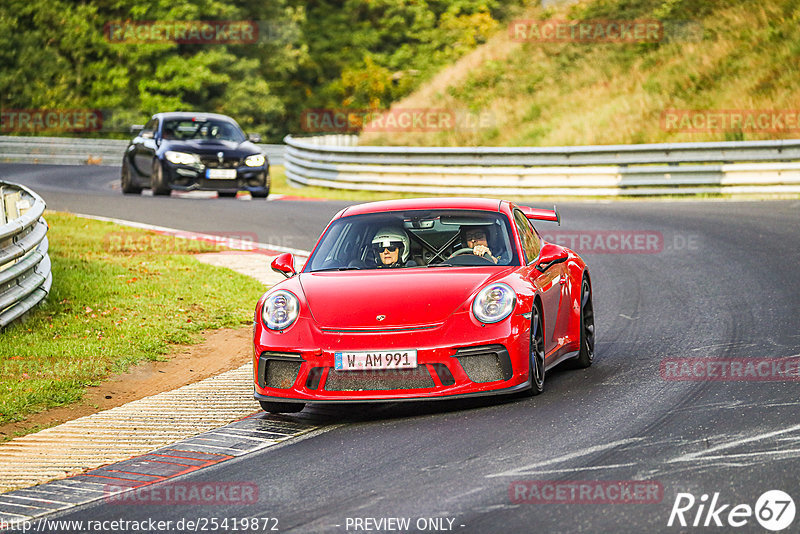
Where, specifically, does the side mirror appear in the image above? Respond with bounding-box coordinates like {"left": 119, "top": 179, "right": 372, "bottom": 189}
{"left": 248, "top": 133, "right": 262, "bottom": 143}
{"left": 271, "top": 252, "right": 296, "bottom": 278}
{"left": 534, "top": 244, "right": 568, "bottom": 272}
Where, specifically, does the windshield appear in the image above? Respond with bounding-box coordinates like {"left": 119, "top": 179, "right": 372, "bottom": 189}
{"left": 161, "top": 118, "right": 245, "bottom": 143}
{"left": 305, "top": 210, "right": 519, "bottom": 272}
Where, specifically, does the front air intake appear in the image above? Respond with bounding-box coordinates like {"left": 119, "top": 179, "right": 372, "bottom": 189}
{"left": 324, "top": 367, "right": 435, "bottom": 391}
{"left": 258, "top": 352, "right": 302, "bottom": 389}
{"left": 265, "top": 360, "right": 301, "bottom": 389}
{"left": 455, "top": 345, "right": 513, "bottom": 383}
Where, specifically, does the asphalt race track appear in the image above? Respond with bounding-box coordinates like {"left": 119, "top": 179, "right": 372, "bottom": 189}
{"left": 2, "top": 162, "right": 800, "bottom": 532}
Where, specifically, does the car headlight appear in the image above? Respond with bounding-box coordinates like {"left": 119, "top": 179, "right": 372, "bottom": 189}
{"left": 472, "top": 283, "right": 516, "bottom": 324}
{"left": 244, "top": 154, "right": 266, "bottom": 167}
{"left": 262, "top": 290, "right": 300, "bottom": 330}
{"left": 165, "top": 151, "right": 199, "bottom": 165}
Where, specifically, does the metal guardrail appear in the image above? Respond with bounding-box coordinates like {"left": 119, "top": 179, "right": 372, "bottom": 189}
{"left": 284, "top": 136, "right": 800, "bottom": 196}
{"left": 0, "top": 181, "right": 51, "bottom": 330}
{"left": 0, "top": 136, "right": 285, "bottom": 166}
{"left": 3, "top": 135, "right": 800, "bottom": 195}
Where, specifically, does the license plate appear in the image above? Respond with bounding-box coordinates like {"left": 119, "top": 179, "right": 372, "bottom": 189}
{"left": 334, "top": 350, "right": 417, "bottom": 371}
{"left": 206, "top": 168, "right": 237, "bottom": 179}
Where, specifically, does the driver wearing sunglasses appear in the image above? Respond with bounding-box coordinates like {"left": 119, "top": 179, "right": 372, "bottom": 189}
{"left": 371, "top": 226, "right": 413, "bottom": 268}
{"left": 464, "top": 227, "right": 499, "bottom": 264}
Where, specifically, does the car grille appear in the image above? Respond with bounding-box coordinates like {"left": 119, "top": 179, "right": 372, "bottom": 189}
{"left": 258, "top": 352, "right": 302, "bottom": 389}
{"left": 455, "top": 345, "right": 513, "bottom": 383}
{"left": 200, "top": 156, "right": 241, "bottom": 168}
{"left": 324, "top": 367, "right": 436, "bottom": 391}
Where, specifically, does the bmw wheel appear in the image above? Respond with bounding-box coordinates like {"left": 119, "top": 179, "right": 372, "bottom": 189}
{"left": 151, "top": 159, "right": 170, "bottom": 196}
{"left": 120, "top": 158, "right": 142, "bottom": 195}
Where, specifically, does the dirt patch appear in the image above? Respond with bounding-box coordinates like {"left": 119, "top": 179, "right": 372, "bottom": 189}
{"left": 0, "top": 327, "right": 253, "bottom": 441}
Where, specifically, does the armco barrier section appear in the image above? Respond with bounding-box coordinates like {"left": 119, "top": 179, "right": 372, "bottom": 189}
{"left": 0, "top": 181, "right": 51, "bottom": 330}
{"left": 0, "top": 136, "right": 285, "bottom": 166}
{"left": 283, "top": 136, "right": 800, "bottom": 196}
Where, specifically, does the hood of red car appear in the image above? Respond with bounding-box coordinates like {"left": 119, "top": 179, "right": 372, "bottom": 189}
{"left": 298, "top": 268, "right": 512, "bottom": 329}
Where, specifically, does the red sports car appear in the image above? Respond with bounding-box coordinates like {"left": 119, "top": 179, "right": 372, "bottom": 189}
{"left": 253, "top": 198, "right": 594, "bottom": 413}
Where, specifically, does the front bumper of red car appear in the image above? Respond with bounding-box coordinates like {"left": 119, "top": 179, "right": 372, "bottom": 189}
{"left": 252, "top": 310, "right": 533, "bottom": 403}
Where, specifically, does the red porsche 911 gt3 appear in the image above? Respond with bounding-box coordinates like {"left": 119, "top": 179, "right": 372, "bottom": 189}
{"left": 253, "top": 198, "right": 594, "bottom": 413}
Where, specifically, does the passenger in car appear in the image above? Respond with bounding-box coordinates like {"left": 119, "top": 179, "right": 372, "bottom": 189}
{"left": 371, "top": 227, "right": 416, "bottom": 268}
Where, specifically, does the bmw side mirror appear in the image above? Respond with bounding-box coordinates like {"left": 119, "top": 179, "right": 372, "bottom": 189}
{"left": 248, "top": 133, "right": 262, "bottom": 143}
{"left": 534, "top": 244, "right": 569, "bottom": 272}
{"left": 271, "top": 252, "right": 296, "bottom": 278}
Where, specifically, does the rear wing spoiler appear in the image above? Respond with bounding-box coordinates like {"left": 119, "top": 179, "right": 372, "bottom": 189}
{"left": 519, "top": 205, "right": 561, "bottom": 226}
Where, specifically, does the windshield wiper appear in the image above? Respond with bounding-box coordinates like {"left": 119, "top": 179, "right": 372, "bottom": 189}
{"left": 311, "top": 266, "right": 361, "bottom": 272}
{"left": 426, "top": 263, "right": 453, "bottom": 268}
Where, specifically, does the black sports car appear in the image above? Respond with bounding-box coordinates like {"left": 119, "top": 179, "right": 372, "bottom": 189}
{"left": 121, "top": 112, "right": 269, "bottom": 197}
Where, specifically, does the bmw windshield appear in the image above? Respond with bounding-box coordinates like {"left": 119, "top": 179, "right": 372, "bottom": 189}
{"left": 161, "top": 118, "right": 246, "bottom": 143}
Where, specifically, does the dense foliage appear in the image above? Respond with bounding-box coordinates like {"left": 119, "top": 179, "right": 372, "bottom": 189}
{"left": 0, "top": 0, "right": 521, "bottom": 141}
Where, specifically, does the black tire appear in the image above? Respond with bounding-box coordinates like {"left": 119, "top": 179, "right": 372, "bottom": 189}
{"left": 252, "top": 174, "right": 271, "bottom": 198}
{"left": 120, "top": 159, "right": 142, "bottom": 195}
{"left": 568, "top": 276, "right": 595, "bottom": 369}
{"left": 527, "top": 304, "right": 545, "bottom": 396}
{"left": 150, "top": 159, "right": 170, "bottom": 196}
{"left": 259, "top": 400, "right": 305, "bottom": 413}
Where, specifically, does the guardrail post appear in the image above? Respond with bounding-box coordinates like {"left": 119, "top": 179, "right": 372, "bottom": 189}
{"left": 0, "top": 186, "right": 5, "bottom": 226}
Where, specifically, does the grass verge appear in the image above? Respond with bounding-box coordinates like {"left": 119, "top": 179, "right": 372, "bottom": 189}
{"left": 0, "top": 212, "right": 264, "bottom": 427}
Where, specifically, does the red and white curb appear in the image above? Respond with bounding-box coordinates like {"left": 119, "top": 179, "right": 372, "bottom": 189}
{"left": 0, "top": 401, "right": 321, "bottom": 523}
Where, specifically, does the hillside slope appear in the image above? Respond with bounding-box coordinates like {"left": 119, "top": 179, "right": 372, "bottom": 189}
{"left": 360, "top": 0, "right": 800, "bottom": 147}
